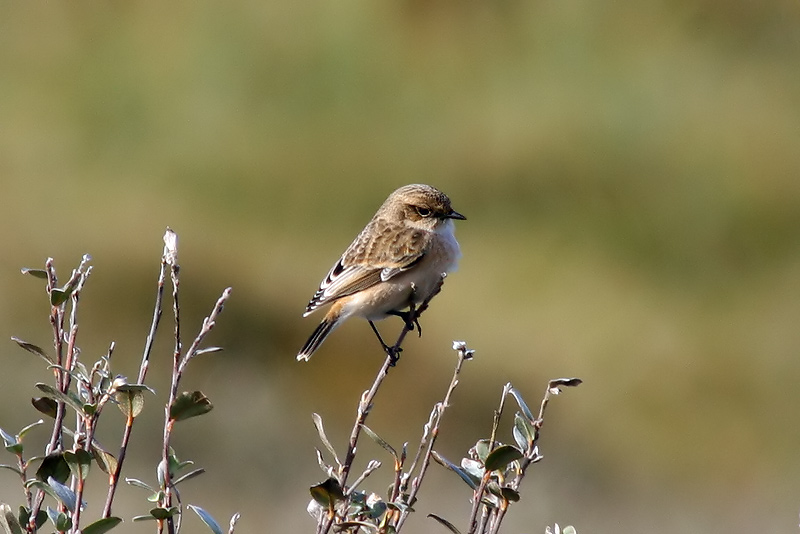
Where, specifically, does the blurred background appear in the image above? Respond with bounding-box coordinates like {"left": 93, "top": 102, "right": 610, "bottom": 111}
{"left": 1, "top": 0, "right": 800, "bottom": 532}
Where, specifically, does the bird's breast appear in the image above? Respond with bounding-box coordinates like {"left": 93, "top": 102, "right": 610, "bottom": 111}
{"left": 342, "top": 223, "right": 461, "bottom": 321}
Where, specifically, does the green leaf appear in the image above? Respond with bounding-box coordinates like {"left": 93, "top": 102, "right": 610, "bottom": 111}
{"left": 427, "top": 513, "right": 462, "bottom": 534}
{"left": 132, "top": 515, "right": 158, "bottom": 522}
{"left": 35, "top": 452, "right": 70, "bottom": 484}
{"left": 16, "top": 508, "right": 28, "bottom": 530}
{"left": 50, "top": 278, "right": 80, "bottom": 307}
{"left": 17, "top": 420, "right": 44, "bottom": 441}
{"left": 50, "top": 289, "right": 69, "bottom": 306}
{"left": 46, "top": 477, "right": 80, "bottom": 513}
{"left": 309, "top": 478, "right": 345, "bottom": 509}
{"left": 361, "top": 425, "right": 398, "bottom": 461}
{"left": 18, "top": 508, "right": 46, "bottom": 530}
{"left": 10, "top": 338, "right": 53, "bottom": 365}
{"left": 385, "top": 501, "right": 413, "bottom": 513}
{"left": 173, "top": 468, "right": 205, "bottom": 486}
{"left": 472, "top": 439, "right": 491, "bottom": 463}
{"left": 549, "top": 378, "right": 583, "bottom": 391}
{"left": 0, "top": 428, "right": 21, "bottom": 455}
{"left": 35, "top": 384, "right": 85, "bottom": 415}
{"left": 188, "top": 505, "right": 223, "bottom": 534}
{"left": 125, "top": 478, "right": 156, "bottom": 493}
{"left": 115, "top": 390, "right": 145, "bottom": 418}
{"left": 484, "top": 445, "right": 523, "bottom": 472}
{"left": 500, "top": 487, "right": 520, "bottom": 502}
{"left": 562, "top": 526, "right": 577, "bottom": 534}
{"left": 460, "top": 459, "right": 484, "bottom": 481}
{"left": 365, "top": 497, "right": 387, "bottom": 519}
{"left": 311, "top": 413, "right": 341, "bottom": 467}
{"left": 31, "top": 397, "right": 58, "bottom": 418}
{"left": 92, "top": 445, "right": 118, "bottom": 476}
{"left": 25, "top": 480, "right": 57, "bottom": 501}
{"left": 114, "top": 384, "right": 154, "bottom": 418}
{"left": 513, "top": 412, "right": 535, "bottom": 452}
{"left": 169, "top": 391, "right": 213, "bottom": 422}
{"left": 72, "top": 362, "right": 90, "bottom": 385}
{"left": 0, "top": 465, "right": 22, "bottom": 477}
{"left": 46, "top": 507, "right": 72, "bottom": 532}
{"left": 0, "top": 503, "right": 24, "bottom": 534}
{"left": 1, "top": 443, "right": 23, "bottom": 455}
{"left": 166, "top": 449, "right": 193, "bottom": 477}
{"left": 193, "top": 347, "right": 223, "bottom": 357}
{"left": 115, "top": 383, "right": 156, "bottom": 394}
{"left": 64, "top": 449, "right": 92, "bottom": 481}
{"left": 81, "top": 517, "right": 123, "bottom": 534}
{"left": 148, "top": 507, "right": 179, "bottom": 520}
{"left": 58, "top": 427, "right": 118, "bottom": 476}
{"left": 507, "top": 386, "right": 536, "bottom": 422}
{"left": 20, "top": 268, "right": 48, "bottom": 279}
{"left": 431, "top": 451, "right": 479, "bottom": 489}
{"left": 0, "top": 427, "right": 16, "bottom": 445}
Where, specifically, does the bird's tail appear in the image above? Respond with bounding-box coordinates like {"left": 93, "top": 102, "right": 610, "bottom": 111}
{"left": 297, "top": 317, "right": 338, "bottom": 361}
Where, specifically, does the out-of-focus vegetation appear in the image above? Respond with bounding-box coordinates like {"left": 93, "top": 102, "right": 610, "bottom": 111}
{"left": 1, "top": 0, "right": 799, "bottom": 532}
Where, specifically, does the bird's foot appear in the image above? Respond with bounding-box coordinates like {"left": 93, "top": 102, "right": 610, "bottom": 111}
{"left": 388, "top": 308, "right": 423, "bottom": 337}
{"left": 386, "top": 346, "right": 402, "bottom": 366}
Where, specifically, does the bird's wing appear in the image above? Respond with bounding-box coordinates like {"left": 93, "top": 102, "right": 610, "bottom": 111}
{"left": 303, "top": 219, "right": 432, "bottom": 315}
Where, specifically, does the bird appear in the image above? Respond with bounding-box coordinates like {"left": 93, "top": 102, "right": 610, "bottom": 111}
{"left": 297, "top": 184, "right": 466, "bottom": 361}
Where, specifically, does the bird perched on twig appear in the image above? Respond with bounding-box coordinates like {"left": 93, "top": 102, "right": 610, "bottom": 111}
{"left": 297, "top": 184, "right": 466, "bottom": 361}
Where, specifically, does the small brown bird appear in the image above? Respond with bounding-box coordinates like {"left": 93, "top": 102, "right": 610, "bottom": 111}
{"left": 297, "top": 184, "right": 466, "bottom": 361}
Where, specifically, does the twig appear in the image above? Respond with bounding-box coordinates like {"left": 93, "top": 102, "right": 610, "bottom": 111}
{"left": 394, "top": 342, "right": 473, "bottom": 531}
{"left": 28, "top": 258, "right": 90, "bottom": 533}
{"left": 339, "top": 276, "right": 444, "bottom": 487}
{"left": 162, "top": 230, "right": 182, "bottom": 534}
{"left": 317, "top": 275, "right": 446, "bottom": 534}
{"left": 511, "top": 379, "right": 580, "bottom": 491}
{"left": 466, "top": 473, "right": 491, "bottom": 534}
{"left": 103, "top": 233, "right": 170, "bottom": 518}
{"left": 158, "top": 229, "right": 233, "bottom": 534}
{"left": 66, "top": 267, "right": 91, "bottom": 531}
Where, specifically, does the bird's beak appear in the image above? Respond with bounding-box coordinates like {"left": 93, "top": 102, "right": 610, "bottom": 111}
{"left": 447, "top": 210, "right": 466, "bottom": 221}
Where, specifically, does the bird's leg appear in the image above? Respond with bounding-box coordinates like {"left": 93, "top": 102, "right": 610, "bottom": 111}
{"left": 387, "top": 282, "right": 424, "bottom": 337}
{"left": 368, "top": 320, "right": 402, "bottom": 363}
{"left": 408, "top": 283, "right": 423, "bottom": 337}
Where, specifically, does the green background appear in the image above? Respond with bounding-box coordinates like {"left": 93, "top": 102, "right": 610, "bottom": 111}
{"left": 1, "top": 1, "right": 799, "bottom": 532}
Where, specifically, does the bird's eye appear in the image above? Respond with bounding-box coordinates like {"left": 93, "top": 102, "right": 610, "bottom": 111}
{"left": 415, "top": 207, "right": 431, "bottom": 217}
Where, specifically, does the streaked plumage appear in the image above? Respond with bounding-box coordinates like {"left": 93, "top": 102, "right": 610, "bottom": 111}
{"left": 297, "top": 184, "right": 465, "bottom": 361}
